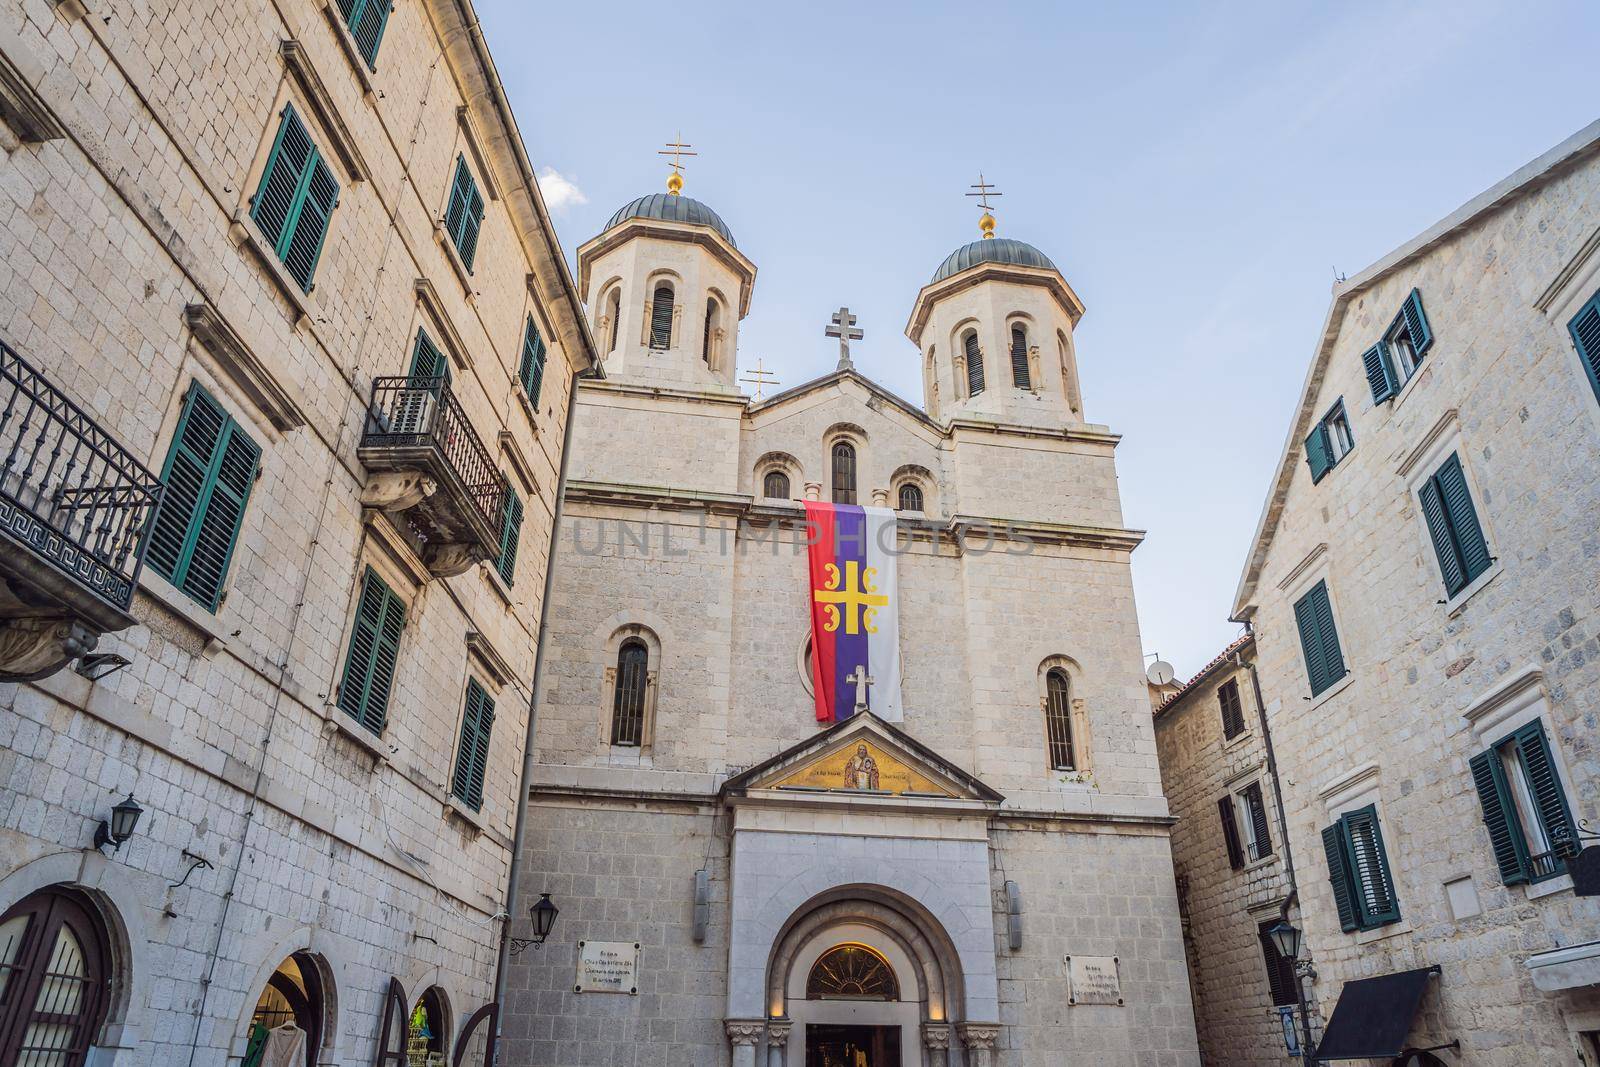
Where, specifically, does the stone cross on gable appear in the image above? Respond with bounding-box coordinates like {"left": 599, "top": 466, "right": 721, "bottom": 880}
{"left": 825, "top": 307, "right": 863, "bottom": 371}
{"left": 846, "top": 664, "right": 874, "bottom": 714}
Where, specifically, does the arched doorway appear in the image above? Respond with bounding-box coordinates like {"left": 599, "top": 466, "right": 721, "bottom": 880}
{"left": 242, "top": 953, "right": 326, "bottom": 1067}
{"left": 0, "top": 886, "right": 113, "bottom": 1067}
{"left": 407, "top": 986, "right": 449, "bottom": 1066}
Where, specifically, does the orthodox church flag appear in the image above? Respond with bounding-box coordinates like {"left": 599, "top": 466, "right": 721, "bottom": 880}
{"left": 804, "top": 501, "right": 902, "bottom": 723}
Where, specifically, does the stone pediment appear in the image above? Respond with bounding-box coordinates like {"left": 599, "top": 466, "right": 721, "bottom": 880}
{"left": 721, "top": 713, "right": 1003, "bottom": 805}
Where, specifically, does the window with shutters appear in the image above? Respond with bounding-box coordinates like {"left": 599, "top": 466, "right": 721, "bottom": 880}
{"left": 1321, "top": 805, "right": 1400, "bottom": 932}
{"left": 1256, "top": 920, "right": 1299, "bottom": 1007}
{"left": 494, "top": 486, "right": 524, "bottom": 585}
{"left": 1009, "top": 324, "right": 1032, "bottom": 389}
{"left": 1363, "top": 288, "right": 1434, "bottom": 403}
{"left": 1418, "top": 452, "right": 1492, "bottom": 598}
{"left": 962, "top": 330, "right": 985, "bottom": 397}
{"left": 1293, "top": 580, "right": 1346, "bottom": 697}
{"left": 444, "top": 155, "right": 486, "bottom": 273}
{"left": 148, "top": 383, "right": 260, "bottom": 611}
{"left": 1218, "top": 678, "right": 1246, "bottom": 740}
{"left": 1044, "top": 668, "right": 1074, "bottom": 770}
{"left": 1569, "top": 289, "right": 1600, "bottom": 406}
{"left": 409, "top": 328, "right": 450, "bottom": 383}
{"left": 450, "top": 678, "right": 495, "bottom": 811}
{"left": 250, "top": 104, "right": 339, "bottom": 292}
{"left": 1470, "top": 720, "right": 1577, "bottom": 885}
{"left": 831, "top": 441, "right": 857, "bottom": 505}
{"left": 1220, "top": 781, "right": 1273, "bottom": 869}
{"left": 336, "top": 0, "right": 391, "bottom": 68}
{"left": 762, "top": 471, "right": 790, "bottom": 499}
{"left": 649, "top": 284, "right": 674, "bottom": 349}
{"left": 1218, "top": 793, "right": 1245, "bottom": 870}
{"left": 1304, "top": 399, "right": 1353, "bottom": 484}
{"left": 518, "top": 316, "right": 546, "bottom": 408}
{"left": 896, "top": 483, "right": 924, "bottom": 513}
{"left": 337, "top": 567, "right": 407, "bottom": 734}
{"left": 610, "top": 638, "right": 650, "bottom": 746}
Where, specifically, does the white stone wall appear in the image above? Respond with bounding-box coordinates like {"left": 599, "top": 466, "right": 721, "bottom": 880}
{"left": 0, "top": 0, "right": 585, "bottom": 1063}
{"left": 1241, "top": 144, "right": 1600, "bottom": 1063}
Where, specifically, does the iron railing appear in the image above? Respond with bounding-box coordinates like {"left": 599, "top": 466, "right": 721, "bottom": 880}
{"left": 361, "top": 376, "right": 503, "bottom": 533}
{"left": 0, "top": 341, "right": 163, "bottom": 613}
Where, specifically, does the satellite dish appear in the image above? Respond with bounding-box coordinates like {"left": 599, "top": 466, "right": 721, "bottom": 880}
{"left": 1146, "top": 660, "right": 1176, "bottom": 687}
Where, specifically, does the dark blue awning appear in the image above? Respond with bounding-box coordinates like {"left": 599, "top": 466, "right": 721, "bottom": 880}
{"left": 1315, "top": 965, "right": 1441, "bottom": 1061}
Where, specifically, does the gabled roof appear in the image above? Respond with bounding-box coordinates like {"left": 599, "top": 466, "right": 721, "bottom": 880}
{"left": 720, "top": 712, "right": 1005, "bottom": 804}
{"left": 748, "top": 366, "right": 942, "bottom": 432}
{"left": 1153, "top": 633, "right": 1253, "bottom": 718}
{"left": 1231, "top": 118, "right": 1600, "bottom": 619}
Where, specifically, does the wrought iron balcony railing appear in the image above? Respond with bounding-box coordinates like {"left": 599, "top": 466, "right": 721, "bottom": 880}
{"left": 358, "top": 376, "right": 505, "bottom": 560}
{"left": 0, "top": 341, "right": 163, "bottom": 621}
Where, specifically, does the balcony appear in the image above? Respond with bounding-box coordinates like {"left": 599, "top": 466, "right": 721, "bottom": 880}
{"left": 0, "top": 341, "right": 163, "bottom": 680}
{"left": 357, "top": 376, "right": 506, "bottom": 578}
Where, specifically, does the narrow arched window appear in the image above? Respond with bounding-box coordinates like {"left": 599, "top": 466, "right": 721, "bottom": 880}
{"left": 611, "top": 638, "right": 649, "bottom": 746}
{"left": 649, "top": 284, "right": 673, "bottom": 350}
{"left": 1010, "top": 325, "right": 1032, "bottom": 389}
{"left": 831, "top": 442, "right": 857, "bottom": 505}
{"left": 606, "top": 288, "right": 622, "bottom": 354}
{"left": 963, "top": 330, "right": 985, "bottom": 397}
{"left": 1045, "top": 668, "right": 1074, "bottom": 770}
{"left": 1059, "top": 330, "right": 1081, "bottom": 413}
{"left": 763, "top": 470, "right": 790, "bottom": 499}
{"left": 702, "top": 298, "right": 718, "bottom": 366}
{"left": 0, "top": 888, "right": 114, "bottom": 1067}
{"left": 897, "top": 483, "right": 923, "bottom": 512}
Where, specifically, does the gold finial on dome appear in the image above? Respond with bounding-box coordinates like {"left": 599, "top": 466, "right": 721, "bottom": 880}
{"left": 659, "top": 133, "right": 696, "bottom": 196}
{"left": 966, "top": 172, "right": 1003, "bottom": 239}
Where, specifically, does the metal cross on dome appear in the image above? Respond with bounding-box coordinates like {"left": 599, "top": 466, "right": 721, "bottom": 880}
{"left": 967, "top": 173, "right": 1003, "bottom": 237}
{"left": 658, "top": 133, "right": 696, "bottom": 192}
{"left": 825, "top": 307, "right": 863, "bottom": 371}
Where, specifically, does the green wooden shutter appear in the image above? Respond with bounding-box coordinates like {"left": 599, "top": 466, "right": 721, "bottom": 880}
{"left": 1436, "top": 454, "right": 1491, "bottom": 586}
{"left": 1401, "top": 288, "right": 1433, "bottom": 357}
{"left": 1321, "top": 823, "right": 1360, "bottom": 932}
{"left": 1469, "top": 748, "right": 1530, "bottom": 885}
{"left": 1218, "top": 796, "right": 1244, "bottom": 870}
{"left": 459, "top": 182, "right": 485, "bottom": 272}
{"left": 495, "top": 487, "right": 524, "bottom": 585}
{"left": 148, "top": 384, "right": 259, "bottom": 610}
{"left": 444, "top": 157, "right": 484, "bottom": 272}
{"left": 337, "top": 568, "right": 406, "bottom": 733}
{"left": 445, "top": 156, "right": 470, "bottom": 243}
{"left": 1362, "top": 342, "right": 1399, "bottom": 404}
{"left": 451, "top": 679, "right": 495, "bottom": 811}
{"left": 342, "top": 0, "right": 392, "bottom": 68}
{"left": 1513, "top": 721, "right": 1577, "bottom": 864}
{"left": 409, "top": 329, "right": 450, "bottom": 384}
{"left": 1568, "top": 291, "right": 1600, "bottom": 404}
{"left": 1219, "top": 680, "right": 1245, "bottom": 739}
{"left": 1419, "top": 476, "right": 1467, "bottom": 595}
{"left": 519, "top": 317, "right": 547, "bottom": 406}
{"left": 1343, "top": 806, "right": 1399, "bottom": 927}
{"left": 1294, "top": 581, "right": 1342, "bottom": 696}
{"left": 281, "top": 155, "right": 338, "bottom": 292}
{"left": 1304, "top": 421, "right": 1332, "bottom": 483}
{"left": 1243, "top": 782, "right": 1273, "bottom": 859}
{"left": 1311, "top": 583, "right": 1345, "bottom": 692}
{"left": 251, "top": 106, "right": 313, "bottom": 251}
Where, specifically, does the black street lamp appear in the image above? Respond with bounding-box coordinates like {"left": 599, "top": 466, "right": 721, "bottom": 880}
{"left": 1266, "top": 919, "right": 1317, "bottom": 1066}
{"left": 92, "top": 794, "right": 144, "bottom": 852}
{"left": 509, "top": 893, "right": 560, "bottom": 956}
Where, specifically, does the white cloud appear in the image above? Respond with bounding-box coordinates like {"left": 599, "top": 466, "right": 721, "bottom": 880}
{"left": 537, "top": 167, "right": 588, "bottom": 213}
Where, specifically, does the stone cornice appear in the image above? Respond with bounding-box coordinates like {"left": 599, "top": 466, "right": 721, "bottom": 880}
{"left": 577, "top": 217, "right": 757, "bottom": 316}
{"left": 906, "top": 261, "right": 1086, "bottom": 345}
{"left": 278, "top": 39, "right": 369, "bottom": 182}
{"left": 183, "top": 303, "right": 307, "bottom": 432}
{"left": 578, "top": 377, "right": 750, "bottom": 410}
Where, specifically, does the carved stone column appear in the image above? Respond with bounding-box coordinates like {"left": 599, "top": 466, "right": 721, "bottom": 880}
{"left": 957, "top": 1023, "right": 1000, "bottom": 1067}
{"left": 803, "top": 481, "right": 822, "bottom": 501}
{"left": 922, "top": 1022, "right": 952, "bottom": 1067}
{"left": 765, "top": 1019, "right": 792, "bottom": 1067}
{"left": 726, "top": 1020, "right": 764, "bottom": 1067}
{"left": 870, "top": 487, "right": 890, "bottom": 507}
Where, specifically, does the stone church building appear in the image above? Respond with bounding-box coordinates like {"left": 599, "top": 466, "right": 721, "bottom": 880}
{"left": 503, "top": 181, "right": 1200, "bottom": 1065}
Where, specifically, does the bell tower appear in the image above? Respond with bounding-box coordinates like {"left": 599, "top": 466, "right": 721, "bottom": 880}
{"left": 905, "top": 180, "right": 1086, "bottom": 428}
{"left": 576, "top": 142, "right": 756, "bottom": 391}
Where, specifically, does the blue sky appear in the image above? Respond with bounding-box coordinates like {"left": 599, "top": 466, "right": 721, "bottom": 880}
{"left": 481, "top": 0, "right": 1599, "bottom": 678}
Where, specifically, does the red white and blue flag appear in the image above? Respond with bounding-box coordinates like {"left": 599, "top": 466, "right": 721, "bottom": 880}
{"left": 804, "top": 501, "right": 902, "bottom": 723}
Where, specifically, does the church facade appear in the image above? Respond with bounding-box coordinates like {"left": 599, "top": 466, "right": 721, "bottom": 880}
{"left": 502, "top": 182, "right": 1200, "bottom": 1065}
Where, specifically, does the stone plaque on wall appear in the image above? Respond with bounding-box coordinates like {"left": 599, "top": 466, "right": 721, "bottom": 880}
{"left": 1066, "top": 955, "right": 1122, "bottom": 1006}
{"left": 575, "top": 940, "right": 640, "bottom": 994}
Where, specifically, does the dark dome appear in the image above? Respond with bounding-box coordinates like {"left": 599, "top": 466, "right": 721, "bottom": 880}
{"left": 604, "top": 193, "right": 735, "bottom": 247}
{"left": 930, "top": 237, "right": 1056, "bottom": 284}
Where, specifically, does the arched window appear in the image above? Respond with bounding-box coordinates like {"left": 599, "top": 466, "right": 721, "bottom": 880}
{"left": 606, "top": 288, "right": 622, "bottom": 354}
{"left": 1058, "top": 330, "right": 1081, "bottom": 414}
{"left": 807, "top": 944, "right": 899, "bottom": 1001}
{"left": 963, "top": 330, "right": 985, "bottom": 397}
{"left": 408, "top": 987, "right": 447, "bottom": 1063}
{"left": 897, "top": 483, "right": 923, "bottom": 512}
{"left": 702, "top": 297, "right": 719, "bottom": 366}
{"left": 1010, "top": 325, "right": 1032, "bottom": 389}
{"left": 1045, "top": 668, "right": 1074, "bottom": 770}
{"left": 763, "top": 470, "right": 791, "bottom": 499}
{"left": 831, "top": 441, "right": 857, "bottom": 505}
{"left": 649, "top": 284, "right": 673, "bottom": 350}
{"left": 611, "top": 638, "right": 649, "bottom": 746}
{"left": 0, "top": 888, "right": 113, "bottom": 1067}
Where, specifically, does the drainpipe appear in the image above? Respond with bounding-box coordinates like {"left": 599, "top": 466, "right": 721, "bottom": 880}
{"left": 493, "top": 365, "right": 585, "bottom": 1037}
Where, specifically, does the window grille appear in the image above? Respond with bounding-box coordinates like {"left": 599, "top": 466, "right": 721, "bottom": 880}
{"left": 1045, "top": 668, "right": 1074, "bottom": 770}
{"left": 897, "top": 483, "right": 923, "bottom": 512}
{"left": 763, "top": 471, "right": 790, "bottom": 499}
{"left": 831, "top": 442, "right": 856, "bottom": 505}
{"left": 611, "top": 639, "right": 649, "bottom": 746}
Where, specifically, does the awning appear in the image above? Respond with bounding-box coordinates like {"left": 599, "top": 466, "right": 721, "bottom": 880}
{"left": 1314, "top": 965, "right": 1440, "bottom": 1061}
